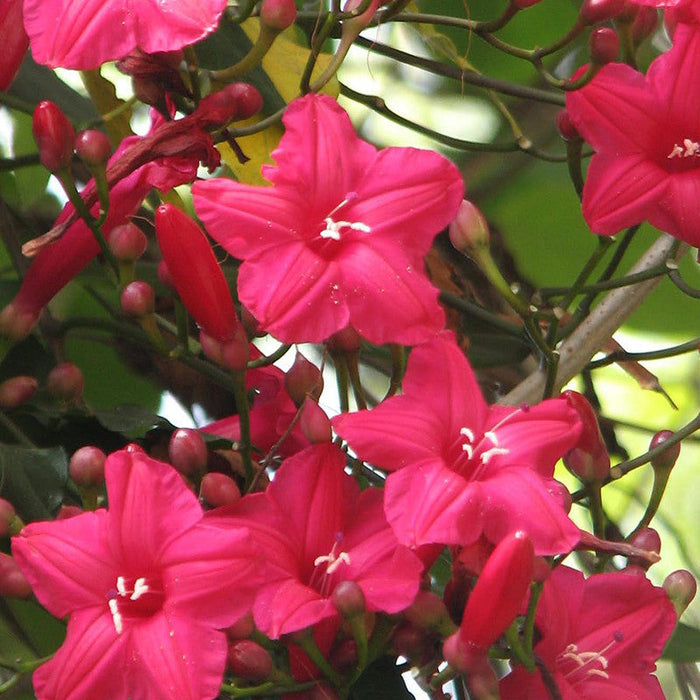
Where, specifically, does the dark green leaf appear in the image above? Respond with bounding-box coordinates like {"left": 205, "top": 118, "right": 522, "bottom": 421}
{"left": 349, "top": 655, "right": 415, "bottom": 700}
{"left": 93, "top": 405, "right": 174, "bottom": 439}
{"left": 4, "top": 599, "right": 65, "bottom": 658}
{"left": 662, "top": 622, "right": 700, "bottom": 662}
{"left": 0, "top": 445, "right": 68, "bottom": 522}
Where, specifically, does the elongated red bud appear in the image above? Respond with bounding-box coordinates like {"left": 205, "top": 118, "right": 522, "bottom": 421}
{"left": 0, "top": 0, "right": 29, "bottom": 91}
{"left": 444, "top": 531, "right": 534, "bottom": 673}
{"left": 194, "top": 83, "right": 263, "bottom": 129}
{"left": 200, "top": 472, "right": 242, "bottom": 507}
{"left": 285, "top": 351, "right": 323, "bottom": 406}
{"left": 589, "top": 27, "right": 619, "bottom": 65}
{"left": 449, "top": 200, "right": 489, "bottom": 252}
{"left": 46, "top": 362, "right": 84, "bottom": 402}
{"left": 579, "top": 0, "right": 625, "bottom": 24}
{"left": 227, "top": 639, "right": 273, "bottom": 682}
{"left": 649, "top": 430, "right": 680, "bottom": 472}
{"left": 169, "top": 428, "right": 208, "bottom": 476}
{"left": 33, "top": 101, "right": 75, "bottom": 172}
{"left": 555, "top": 108, "right": 581, "bottom": 142}
{"left": 0, "top": 376, "right": 38, "bottom": 409}
{"left": 664, "top": 570, "right": 697, "bottom": 617}
{"left": 299, "top": 398, "right": 332, "bottom": 444}
{"left": 563, "top": 391, "right": 610, "bottom": 483}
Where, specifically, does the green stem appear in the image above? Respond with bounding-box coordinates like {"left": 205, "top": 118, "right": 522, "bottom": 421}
{"left": 385, "top": 344, "right": 405, "bottom": 399}
{"left": 296, "top": 633, "right": 343, "bottom": 686}
{"left": 247, "top": 344, "right": 292, "bottom": 368}
{"left": 346, "top": 352, "right": 367, "bottom": 410}
{"left": 211, "top": 26, "right": 279, "bottom": 83}
{"left": 505, "top": 623, "right": 535, "bottom": 673}
{"left": 627, "top": 465, "right": 673, "bottom": 539}
{"left": 333, "top": 353, "right": 351, "bottom": 414}
{"left": 587, "top": 337, "right": 700, "bottom": 369}
{"left": 0, "top": 411, "right": 37, "bottom": 447}
{"left": 232, "top": 370, "right": 254, "bottom": 486}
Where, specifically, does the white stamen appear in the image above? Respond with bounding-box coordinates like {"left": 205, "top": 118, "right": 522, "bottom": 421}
{"left": 130, "top": 577, "right": 149, "bottom": 601}
{"left": 109, "top": 598, "right": 123, "bottom": 635}
{"left": 480, "top": 447, "right": 510, "bottom": 464}
{"left": 461, "top": 444, "right": 474, "bottom": 459}
{"left": 558, "top": 641, "right": 615, "bottom": 682}
{"left": 320, "top": 218, "right": 371, "bottom": 240}
{"left": 314, "top": 550, "right": 351, "bottom": 574}
{"left": 459, "top": 427, "right": 475, "bottom": 442}
{"left": 668, "top": 139, "right": 700, "bottom": 158}
{"left": 484, "top": 431, "right": 499, "bottom": 445}
{"left": 116, "top": 576, "right": 127, "bottom": 596}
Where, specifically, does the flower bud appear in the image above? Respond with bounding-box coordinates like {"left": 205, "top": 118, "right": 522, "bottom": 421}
{"left": 46, "top": 362, "right": 84, "bottom": 402}
{"left": 627, "top": 527, "right": 661, "bottom": 571}
{"left": 0, "top": 553, "right": 31, "bottom": 598}
{"left": 155, "top": 204, "right": 244, "bottom": 345}
{"left": 200, "top": 472, "right": 242, "bottom": 507}
{"left": 200, "top": 331, "right": 250, "bottom": 372}
{"left": 74, "top": 130, "right": 112, "bottom": 166}
{"left": 56, "top": 504, "right": 85, "bottom": 519}
{"left": 227, "top": 639, "right": 273, "bottom": 682}
{"left": 332, "top": 580, "right": 366, "bottom": 618}
{"left": 194, "top": 83, "right": 263, "bottom": 129}
{"left": 589, "top": 27, "right": 620, "bottom": 65}
{"left": 285, "top": 352, "right": 323, "bottom": 406}
{"left": 555, "top": 109, "right": 581, "bottom": 142}
{"left": 69, "top": 446, "right": 107, "bottom": 487}
{"left": 579, "top": 0, "right": 625, "bottom": 24}
{"left": 0, "top": 0, "right": 29, "bottom": 91}
{"left": 405, "top": 590, "right": 456, "bottom": 637}
{"left": 0, "top": 498, "right": 22, "bottom": 537}
{"left": 563, "top": 391, "right": 610, "bottom": 483}
{"left": 449, "top": 200, "right": 489, "bottom": 252}
{"left": 225, "top": 611, "right": 255, "bottom": 640}
{"left": 391, "top": 622, "right": 428, "bottom": 660}
{"left": 260, "top": 0, "right": 297, "bottom": 31}
{"left": 649, "top": 430, "right": 680, "bottom": 472}
{"left": 32, "top": 101, "right": 76, "bottom": 172}
{"left": 0, "top": 375, "right": 38, "bottom": 409}
{"left": 0, "top": 301, "right": 39, "bottom": 341}
{"left": 299, "top": 398, "right": 332, "bottom": 444}
{"left": 121, "top": 281, "right": 155, "bottom": 317}
{"left": 326, "top": 326, "right": 361, "bottom": 353}
{"left": 630, "top": 6, "right": 657, "bottom": 43}
{"left": 108, "top": 223, "right": 148, "bottom": 263}
{"left": 169, "top": 428, "right": 208, "bottom": 476}
{"left": 664, "top": 570, "right": 697, "bottom": 618}
{"left": 329, "top": 638, "right": 358, "bottom": 673}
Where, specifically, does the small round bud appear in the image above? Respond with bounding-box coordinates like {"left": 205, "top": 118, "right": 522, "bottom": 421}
{"left": 299, "top": 398, "right": 332, "bottom": 444}
{"left": 169, "top": 428, "right": 208, "bottom": 476}
{"left": 649, "top": 430, "right": 680, "bottom": 472}
{"left": 69, "top": 446, "right": 106, "bottom": 487}
{"left": 589, "top": 27, "right": 620, "bottom": 64}
{"left": 405, "top": 590, "right": 455, "bottom": 637}
{"left": 391, "top": 622, "right": 428, "bottom": 660}
{"left": 200, "top": 472, "right": 242, "bottom": 508}
{"left": 32, "top": 101, "right": 75, "bottom": 172}
{"left": 108, "top": 223, "right": 148, "bottom": 263}
{"left": 0, "top": 375, "right": 38, "bottom": 409}
{"left": 0, "top": 498, "right": 21, "bottom": 537}
{"left": 227, "top": 639, "right": 273, "bottom": 682}
{"left": 56, "top": 504, "right": 84, "bottom": 519}
{"left": 0, "top": 553, "right": 31, "bottom": 598}
{"left": 449, "top": 199, "right": 489, "bottom": 252}
{"left": 121, "top": 281, "right": 155, "bottom": 317}
{"left": 195, "top": 83, "right": 263, "bottom": 129}
{"left": 285, "top": 352, "right": 323, "bottom": 406}
{"left": 628, "top": 527, "right": 661, "bottom": 571}
{"left": 326, "top": 326, "right": 361, "bottom": 353}
{"left": 579, "top": 0, "right": 625, "bottom": 24}
{"left": 555, "top": 109, "right": 581, "bottom": 142}
{"left": 664, "top": 570, "right": 697, "bottom": 617}
{"left": 46, "top": 362, "right": 84, "bottom": 402}
{"left": 220, "top": 83, "right": 264, "bottom": 122}
{"left": 332, "top": 580, "right": 366, "bottom": 618}
{"left": 260, "top": 0, "right": 297, "bottom": 31}
{"left": 74, "top": 129, "right": 112, "bottom": 166}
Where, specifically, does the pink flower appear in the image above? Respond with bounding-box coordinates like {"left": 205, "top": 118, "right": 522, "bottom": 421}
{"left": 208, "top": 442, "right": 423, "bottom": 638}
{"left": 566, "top": 24, "right": 700, "bottom": 247}
{"left": 23, "top": 0, "right": 227, "bottom": 70}
{"left": 499, "top": 566, "right": 676, "bottom": 700}
{"left": 12, "top": 447, "right": 261, "bottom": 700}
{"left": 0, "top": 0, "right": 28, "bottom": 90}
{"left": 332, "top": 331, "right": 582, "bottom": 554}
{"left": 193, "top": 94, "right": 464, "bottom": 345}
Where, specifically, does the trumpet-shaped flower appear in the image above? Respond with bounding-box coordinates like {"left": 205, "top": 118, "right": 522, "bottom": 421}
{"left": 23, "top": 0, "right": 227, "bottom": 70}
{"left": 566, "top": 24, "right": 700, "bottom": 246}
{"left": 193, "top": 94, "right": 464, "bottom": 346}
{"left": 332, "top": 331, "right": 582, "bottom": 554}
{"left": 499, "top": 566, "right": 676, "bottom": 700}
{"left": 12, "top": 447, "right": 261, "bottom": 700}
{"left": 207, "top": 443, "right": 423, "bottom": 638}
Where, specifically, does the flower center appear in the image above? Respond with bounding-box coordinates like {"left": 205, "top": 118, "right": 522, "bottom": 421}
{"left": 667, "top": 138, "right": 700, "bottom": 159}
{"left": 556, "top": 632, "right": 623, "bottom": 684}
{"left": 456, "top": 425, "right": 510, "bottom": 479}
{"left": 308, "top": 535, "right": 351, "bottom": 597}
{"left": 317, "top": 194, "right": 371, "bottom": 242}
{"left": 107, "top": 575, "right": 165, "bottom": 634}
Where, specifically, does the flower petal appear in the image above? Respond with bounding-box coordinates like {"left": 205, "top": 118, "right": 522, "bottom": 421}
{"left": 12, "top": 510, "right": 116, "bottom": 618}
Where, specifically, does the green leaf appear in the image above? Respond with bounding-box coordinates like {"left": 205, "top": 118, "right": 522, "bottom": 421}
{"left": 93, "top": 404, "right": 174, "bottom": 439}
{"left": 349, "top": 655, "right": 415, "bottom": 700}
{"left": 0, "top": 445, "right": 68, "bottom": 522}
{"left": 4, "top": 599, "right": 65, "bottom": 658}
{"left": 662, "top": 622, "right": 700, "bottom": 662}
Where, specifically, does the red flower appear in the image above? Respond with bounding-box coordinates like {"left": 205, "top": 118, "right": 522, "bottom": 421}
{"left": 193, "top": 94, "right": 464, "bottom": 345}
{"left": 566, "top": 24, "right": 700, "bottom": 246}
{"left": 332, "top": 331, "right": 582, "bottom": 554}
{"left": 499, "top": 566, "right": 676, "bottom": 700}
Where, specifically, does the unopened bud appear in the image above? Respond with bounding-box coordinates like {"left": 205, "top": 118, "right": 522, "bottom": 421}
{"left": 589, "top": 27, "right": 620, "bottom": 64}
{"left": 0, "top": 498, "right": 22, "bottom": 537}
{"left": 392, "top": 622, "right": 428, "bottom": 660}
{"left": 563, "top": 391, "right": 610, "bottom": 483}
{"left": 285, "top": 352, "right": 323, "bottom": 406}
{"left": 121, "top": 281, "right": 155, "bottom": 317}
{"left": 225, "top": 611, "right": 255, "bottom": 640}
{"left": 56, "top": 504, "right": 84, "bottom": 519}
{"left": 200, "top": 331, "right": 249, "bottom": 371}
{"left": 227, "top": 639, "right": 273, "bottom": 682}
{"left": 664, "top": 570, "right": 697, "bottom": 618}
{"left": 0, "top": 375, "right": 38, "bottom": 409}
{"left": 74, "top": 129, "right": 112, "bottom": 166}
{"left": 195, "top": 83, "right": 263, "bottom": 129}
{"left": 579, "top": 0, "right": 625, "bottom": 24}
{"left": 628, "top": 527, "right": 661, "bottom": 570}
{"left": 630, "top": 6, "right": 657, "bottom": 43}
{"left": 69, "top": 446, "right": 106, "bottom": 487}
{"left": 108, "top": 223, "right": 148, "bottom": 263}
{"left": 449, "top": 200, "right": 489, "bottom": 252}
{"left": 329, "top": 638, "right": 358, "bottom": 673}
{"left": 0, "top": 302, "right": 39, "bottom": 341}
{"left": 200, "top": 472, "right": 241, "bottom": 507}
{"left": 169, "top": 428, "right": 208, "bottom": 476}
{"left": 326, "top": 326, "right": 361, "bottom": 353}
{"left": 649, "top": 430, "right": 680, "bottom": 472}
{"left": 46, "top": 362, "right": 84, "bottom": 402}
{"left": 405, "top": 590, "right": 456, "bottom": 637}
{"left": 0, "top": 553, "right": 31, "bottom": 598}
{"left": 332, "top": 580, "right": 366, "bottom": 618}
{"left": 32, "top": 101, "right": 75, "bottom": 172}
{"left": 555, "top": 109, "right": 581, "bottom": 142}
{"left": 299, "top": 398, "right": 332, "bottom": 444}
{"left": 260, "top": 0, "right": 297, "bottom": 30}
